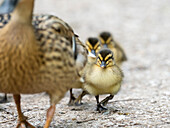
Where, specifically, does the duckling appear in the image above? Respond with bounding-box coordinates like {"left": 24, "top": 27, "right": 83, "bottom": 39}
{"left": 0, "top": 0, "right": 82, "bottom": 127}
{"left": 81, "top": 48, "right": 124, "bottom": 112}
{"left": 99, "top": 31, "right": 127, "bottom": 66}
{"left": 69, "top": 37, "right": 102, "bottom": 105}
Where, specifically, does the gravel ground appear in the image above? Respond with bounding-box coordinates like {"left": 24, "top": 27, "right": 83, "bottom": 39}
{"left": 0, "top": 0, "right": 170, "bottom": 127}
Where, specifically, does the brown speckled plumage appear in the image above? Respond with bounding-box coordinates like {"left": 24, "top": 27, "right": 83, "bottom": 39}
{"left": 0, "top": 0, "right": 84, "bottom": 127}
{"left": 0, "top": 13, "right": 87, "bottom": 74}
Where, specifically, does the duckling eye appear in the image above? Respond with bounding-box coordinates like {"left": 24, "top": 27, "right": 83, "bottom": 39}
{"left": 86, "top": 46, "right": 91, "bottom": 53}
{"left": 105, "top": 56, "right": 114, "bottom": 64}
{"left": 97, "top": 58, "right": 101, "bottom": 65}
{"left": 95, "top": 46, "right": 101, "bottom": 52}
{"left": 106, "top": 59, "right": 112, "bottom": 65}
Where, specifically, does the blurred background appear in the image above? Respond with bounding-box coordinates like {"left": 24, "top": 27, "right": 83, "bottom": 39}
{"left": 34, "top": 0, "right": 170, "bottom": 44}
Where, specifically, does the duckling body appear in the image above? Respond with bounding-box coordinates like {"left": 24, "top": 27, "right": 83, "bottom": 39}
{"left": 83, "top": 64, "right": 122, "bottom": 95}
{"left": 99, "top": 31, "right": 127, "bottom": 66}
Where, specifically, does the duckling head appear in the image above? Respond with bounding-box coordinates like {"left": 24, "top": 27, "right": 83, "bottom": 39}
{"left": 95, "top": 48, "right": 115, "bottom": 68}
{"left": 85, "top": 37, "right": 101, "bottom": 58}
{"left": 99, "top": 31, "right": 114, "bottom": 48}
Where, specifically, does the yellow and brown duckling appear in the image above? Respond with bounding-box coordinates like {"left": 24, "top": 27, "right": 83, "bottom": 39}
{"left": 80, "top": 48, "right": 124, "bottom": 112}
{"left": 99, "top": 31, "right": 127, "bottom": 66}
{"left": 69, "top": 37, "right": 102, "bottom": 105}
{"left": 0, "top": 0, "right": 83, "bottom": 127}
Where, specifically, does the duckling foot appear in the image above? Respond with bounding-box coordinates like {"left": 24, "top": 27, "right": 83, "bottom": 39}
{"left": 16, "top": 120, "right": 35, "bottom": 128}
{"left": 74, "top": 100, "right": 83, "bottom": 106}
{"left": 96, "top": 104, "right": 108, "bottom": 112}
{"left": 70, "top": 91, "right": 87, "bottom": 106}
{"left": 68, "top": 89, "right": 77, "bottom": 106}
{"left": 101, "top": 95, "right": 114, "bottom": 106}
{"left": 68, "top": 95, "right": 76, "bottom": 106}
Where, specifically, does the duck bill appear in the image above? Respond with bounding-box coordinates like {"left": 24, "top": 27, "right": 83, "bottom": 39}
{"left": 88, "top": 51, "right": 96, "bottom": 58}
{"left": 103, "top": 44, "right": 108, "bottom": 48}
{"left": 91, "top": 49, "right": 96, "bottom": 56}
{"left": 100, "top": 61, "right": 106, "bottom": 68}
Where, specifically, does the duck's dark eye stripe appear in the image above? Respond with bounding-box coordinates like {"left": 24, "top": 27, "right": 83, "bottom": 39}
{"left": 98, "top": 56, "right": 102, "bottom": 62}
{"left": 105, "top": 56, "right": 113, "bottom": 63}
{"left": 94, "top": 44, "right": 100, "bottom": 50}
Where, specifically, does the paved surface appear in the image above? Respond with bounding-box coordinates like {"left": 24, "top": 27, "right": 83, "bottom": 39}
{"left": 0, "top": 0, "right": 170, "bottom": 127}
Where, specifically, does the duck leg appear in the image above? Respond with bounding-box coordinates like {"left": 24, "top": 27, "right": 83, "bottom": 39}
{"left": 13, "top": 94, "right": 35, "bottom": 128}
{"left": 74, "top": 90, "right": 87, "bottom": 106}
{"left": 95, "top": 95, "right": 107, "bottom": 112}
{"left": 0, "top": 93, "right": 8, "bottom": 103}
{"left": 100, "top": 94, "right": 114, "bottom": 106}
{"left": 44, "top": 104, "right": 56, "bottom": 128}
{"left": 68, "top": 89, "right": 76, "bottom": 105}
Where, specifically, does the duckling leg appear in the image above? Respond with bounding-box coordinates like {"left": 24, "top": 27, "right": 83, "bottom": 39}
{"left": 13, "top": 94, "right": 35, "bottom": 128}
{"left": 74, "top": 90, "right": 87, "bottom": 106}
{"left": 44, "top": 104, "right": 56, "bottom": 128}
{"left": 95, "top": 95, "right": 107, "bottom": 112}
{"left": 68, "top": 89, "right": 76, "bottom": 105}
{"left": 100, "top": 94, "right": 114, "bottom": 106}
{"left": 0, "top": 93, "right": 8, "bottom": 103}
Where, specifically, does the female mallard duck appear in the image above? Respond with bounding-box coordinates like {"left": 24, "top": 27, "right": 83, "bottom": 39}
{"left": 99, "top": 31, "right": 127, "bottom": 66}
{"left": 0, "top": 0, "right": 84, "bottom": 127}
{"left": 0, "top": 9, "right": 87, "bottom": 106}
